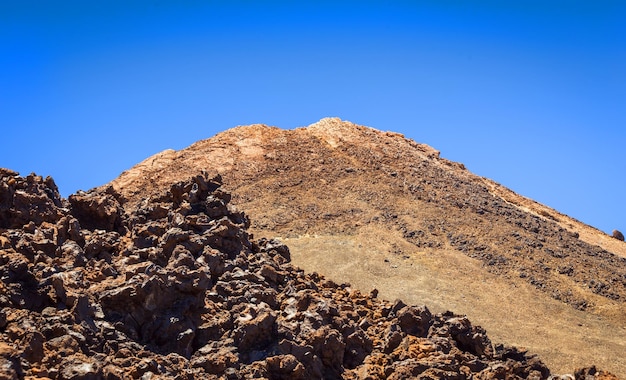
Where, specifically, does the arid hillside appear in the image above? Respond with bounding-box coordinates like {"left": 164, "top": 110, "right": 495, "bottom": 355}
{"left": 3, "top": 169, "right": 601, "bottom": 379}
{"left": 108, "top": 118, "right": 626, "bottom": 377}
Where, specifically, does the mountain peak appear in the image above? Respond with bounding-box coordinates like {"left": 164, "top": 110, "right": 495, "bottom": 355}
{"left": 306, "top": 117, "right": 361, "bottom": 132}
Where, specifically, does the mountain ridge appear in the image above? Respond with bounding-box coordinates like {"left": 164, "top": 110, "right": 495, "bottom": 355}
{"left": 111, "top": 117, "right": 624, "bottom": 258}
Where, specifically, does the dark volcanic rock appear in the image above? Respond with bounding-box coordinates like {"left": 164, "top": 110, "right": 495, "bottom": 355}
{"left": 68, "top": 186, "right": 123, "bottom": 232}
{"left": 0, "top": 169, "right": 613, "bottom": 379}
{"left": 0, "top": 169, "right": 65, "bottom": 229}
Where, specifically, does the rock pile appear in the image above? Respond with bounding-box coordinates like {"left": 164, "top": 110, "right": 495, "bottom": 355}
{"left": 0, "top": 168, "right": 614, "bottom": 379}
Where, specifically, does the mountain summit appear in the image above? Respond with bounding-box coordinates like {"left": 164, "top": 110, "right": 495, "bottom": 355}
{"left": 108, "top": 118, "right": 626, "bottom": 376}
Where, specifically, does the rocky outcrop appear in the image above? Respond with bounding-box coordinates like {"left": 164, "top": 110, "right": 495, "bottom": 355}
{"left": 0, "top": 169, "right": 614, "bottom": 379}
{"left": 0, "top": 168, "right": 65, "bottom": 229}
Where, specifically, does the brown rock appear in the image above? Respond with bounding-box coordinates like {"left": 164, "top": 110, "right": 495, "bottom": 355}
{"left": 233, "top": 303, "right": 277, "bottom": 354}
{"left": 266, "top": 354, "right": 306, "bottom": 379}
{"left": 575, "top": 366, "right": 621, "bottom": 380}
{"left": 21, "top": 330, "right": 45, "bottom": 363}
{"left": 68, "top": 187, "right": 122, "bottom": 231}
{"left": 59, "top": 356, "right": 101, "bottom": 380}
{"left": 191, "top": 341, "right": 239, "bottom": 375}
{"left": 0, "top": 171, "right": 64, "bottom": 228}
{"left": 396, "top": 304, "right": 432, "bottom": 337}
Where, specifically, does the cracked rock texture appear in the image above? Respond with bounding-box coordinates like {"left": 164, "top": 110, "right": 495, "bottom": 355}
{"left": 0, "top": 168, "right": 618, "bottom": 379}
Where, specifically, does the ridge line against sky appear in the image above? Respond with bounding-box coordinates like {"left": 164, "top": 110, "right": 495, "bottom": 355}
{"left": 1, "top": 1, "right": 625, "bottom": 234}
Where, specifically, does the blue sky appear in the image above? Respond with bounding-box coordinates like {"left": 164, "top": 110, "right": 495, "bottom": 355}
{"left": 2, "top": 1, "right": 625, "bottom": 234}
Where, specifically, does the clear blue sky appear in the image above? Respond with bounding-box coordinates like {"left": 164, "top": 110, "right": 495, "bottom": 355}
{"left": 2, "top": 1, "right": 625, "bottom": 234}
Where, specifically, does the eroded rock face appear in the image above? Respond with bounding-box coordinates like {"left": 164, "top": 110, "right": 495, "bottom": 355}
{"left": 0, "top": 169, "right": 612, "bottom": 379}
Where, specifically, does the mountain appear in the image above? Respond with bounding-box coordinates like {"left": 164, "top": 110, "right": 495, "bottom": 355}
{"left": 1, "top": 118, "right": 624, "bottom": 378}
{"left": 108, "top": 118, "right": 626, "bottom": 377}
{"left": 3, "top": 169, "right": 608, "bottom": 379}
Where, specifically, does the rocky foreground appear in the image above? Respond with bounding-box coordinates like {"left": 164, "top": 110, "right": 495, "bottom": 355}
{"left": 0, "top": 168, "right": 616, "bottom": 379}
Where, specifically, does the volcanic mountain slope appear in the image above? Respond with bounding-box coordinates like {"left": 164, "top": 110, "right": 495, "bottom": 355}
{"left": 109, "top": 118, "right": 626, "bottom": 377}
{"left": 2, "top": 169, "right": 606, "bottom": 379}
